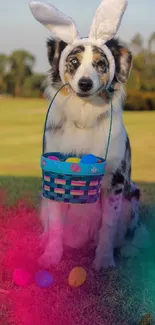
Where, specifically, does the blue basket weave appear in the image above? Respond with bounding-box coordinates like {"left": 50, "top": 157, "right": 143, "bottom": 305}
{"left": 41, "top": 84, "right": 113, "bottom": 204}
{"left": 41, "top": 152, "right": 106, "bottom": 204}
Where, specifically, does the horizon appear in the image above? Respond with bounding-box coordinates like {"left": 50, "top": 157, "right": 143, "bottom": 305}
{"left": 1, "top": 0, "right": 155, "bottom": 73}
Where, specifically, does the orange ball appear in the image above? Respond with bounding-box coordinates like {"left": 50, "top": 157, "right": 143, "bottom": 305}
{"left": 68, "top": 267, "right": 87, "bottom": 288}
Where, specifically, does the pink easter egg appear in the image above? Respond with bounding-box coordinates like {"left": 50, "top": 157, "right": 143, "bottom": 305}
{"left": 13, "top": 268, "right": 32, "bottom": 287}
{"left": 48, "top": 156, "right": 60, "bottom": 161}
{"left": 71, "top": 164, "right": 81, "bottom": 172}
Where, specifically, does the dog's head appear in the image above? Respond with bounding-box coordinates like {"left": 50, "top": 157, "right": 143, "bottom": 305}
{"left": 30, "top": 0, "right": 130, "bottom": 100}
{"left": 47, "top": 37, "right": 132, "bottom": 99}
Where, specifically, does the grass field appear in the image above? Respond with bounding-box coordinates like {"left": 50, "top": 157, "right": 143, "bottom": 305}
{"left": 0, "top": 98, "right": 155, "bottom": 181}
{"left": 0, "top": 98, "right": 155, "bottom": 325}
{"left": 0, "top": 98, "right": 45, "bottom": 177}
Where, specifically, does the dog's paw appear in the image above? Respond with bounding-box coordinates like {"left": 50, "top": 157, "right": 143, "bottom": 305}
{"left": 38, "top": 251, "right": 63, "bottom": 268}
{"left": 120, "top": 244, "right": 140, "bottom": 258}
{"left": 38, "top": 243, "right": 63, "bottom": 268}
{"left": 92, "top": 255, "right": 116, "bottom": 271}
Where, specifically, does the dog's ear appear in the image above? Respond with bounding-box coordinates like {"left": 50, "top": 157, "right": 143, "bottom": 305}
{"left": 30, "top": 1, "right": 80, "bottom": 43}
{"left": 106, "top": 39, "right": 132, "bottom": 83}
{"left": 89, "top": 0, "right": 127, "bottom": 43}
{"left": 47, "top": 38, "right": 67, "bottom": 82}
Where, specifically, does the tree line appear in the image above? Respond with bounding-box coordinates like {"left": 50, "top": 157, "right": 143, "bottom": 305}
{"left": 0, "top": 33, "right": 155, "bottom": 109}
{"left": 0, "top": 50, "right": 45, "bottom": 98}
{"left": 126, "top": 32, "right": 155, "bottom": 110}
{"left": 128, "top": 32, "right": 155, "bottom": 92}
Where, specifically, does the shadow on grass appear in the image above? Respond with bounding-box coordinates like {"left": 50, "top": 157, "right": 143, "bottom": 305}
{"left": 0, "top": 175, "right": 41, "bottom": 206}
{"left": 0, "top": 175, "right": 155, "bottom": 206}
{"left": 0, "top": 176, "right": 155, "bottom": 325}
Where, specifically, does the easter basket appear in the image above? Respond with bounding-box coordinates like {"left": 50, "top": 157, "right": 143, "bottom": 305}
{"left": 41, "top": 85, "right": 113, "bottom": 204}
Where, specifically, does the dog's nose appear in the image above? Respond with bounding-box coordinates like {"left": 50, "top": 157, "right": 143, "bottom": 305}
{"left": 78, "top": 77, "right": 93, "bottom": 92}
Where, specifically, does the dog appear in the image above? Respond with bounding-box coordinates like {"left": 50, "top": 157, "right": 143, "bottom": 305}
{"left": 38, "top": 37, "right": 149, "bottom": 271}
{"left": 29, "top": 0, "right": 149, "bottom": 271}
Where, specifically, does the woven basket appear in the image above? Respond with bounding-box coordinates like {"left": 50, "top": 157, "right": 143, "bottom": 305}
{"left": 40, "top": 84, "right": 113, "bottom": 204}
{"left": 41, "top": 152, "right": 106, "bottom": 204}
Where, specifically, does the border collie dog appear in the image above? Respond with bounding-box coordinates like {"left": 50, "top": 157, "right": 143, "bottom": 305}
{"left": 29, "top": 0, "right": 149, "bottom": 271}
{"left": 39, "top": 38, "right": 147, "bottom": 271}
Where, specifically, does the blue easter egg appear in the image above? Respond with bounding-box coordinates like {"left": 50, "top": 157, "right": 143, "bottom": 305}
{"left": 34, "top": 270, "right": 54, "bottom": 288}
{"left": 81, "top": 154, "right": 98, "bottom": 164}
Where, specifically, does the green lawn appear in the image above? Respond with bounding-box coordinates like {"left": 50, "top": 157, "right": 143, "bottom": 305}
{"left": 123, "top": 111, "right": 155, "bottom": 182}
{"left": 0, "top": 98, "right": 46, "bottom": 177}
{"left": 0, "top": 98, "right": 155, "bottom": 325}
{"left": 0, "top": 98, "right": 155, "bottom": 181}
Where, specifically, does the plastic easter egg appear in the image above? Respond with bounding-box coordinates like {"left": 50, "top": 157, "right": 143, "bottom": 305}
{"left": 81, "top": 154, "right": 98, "bottom": 164}
{"left": 48, "top": 155, "right": 60, "bottom": 161}
{"left": 13, "top": 268, "right": 32, "bottom": 287}
{"left": 34, "top": 270, "right": 54, "bottom": 288}
{"left": 68, "top": 267, "right": 87, "bottom": 288}
{"left": 66, "top": 157, "right": 81, "bottom": 163}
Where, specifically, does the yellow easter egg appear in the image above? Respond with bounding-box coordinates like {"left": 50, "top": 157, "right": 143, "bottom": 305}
{"left": 66, "top": 157, "right": 81, "bottom": 164}
{"left": 68, "top": 267, "right": 87, "bottom": 288}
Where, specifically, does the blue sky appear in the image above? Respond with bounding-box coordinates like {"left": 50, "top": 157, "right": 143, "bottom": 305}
{"left": 0, "top": 0, "right": 155, "bottom": 72}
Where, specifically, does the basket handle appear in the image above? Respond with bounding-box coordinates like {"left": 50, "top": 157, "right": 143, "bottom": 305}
{"left": 42, "top": 84, "right": 68, "bottom": 155}
{"left": 42, "top": 84, "right": 113, "bottom": 161}
{"left": 104, "top": 89, "right": 113, "bottom": 161}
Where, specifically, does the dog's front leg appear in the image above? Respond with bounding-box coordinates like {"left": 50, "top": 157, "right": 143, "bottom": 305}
{"left": 39, "top": 200, "right": 67, "bottom": 268}
{"left": 93, "top": 183, "right": 124, "bottom": 271}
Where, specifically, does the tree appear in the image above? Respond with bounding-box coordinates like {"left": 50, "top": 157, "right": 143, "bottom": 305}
{"left": 8, "top": 50, "right": 35, "bottom": 96}
{"left": 148, "top": 32, "right": 155, "bottom": 54}
{"left": 147, "top": 32, "right": 155, "bottom": 66}
{"left": 130, "top": 33, "right": 143, "bottom": 55}
{"left": 130, "top": 33, "right": 144, "bottom": 90}
{"left": 132, "top": 53, "right": 146, "bottom": 90}
{"left": 0, "top": 54, "right": 8, "bottom": 94}
{"left": 22, "top": 73, "right": 45, "bottom": 97}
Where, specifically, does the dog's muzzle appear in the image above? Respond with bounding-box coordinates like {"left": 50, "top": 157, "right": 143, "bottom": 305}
{"left": 78, "top": 77, "right": 93, "bottom": 92}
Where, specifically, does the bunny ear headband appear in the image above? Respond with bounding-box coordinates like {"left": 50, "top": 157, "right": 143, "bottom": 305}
{"left": 29, "top": 0, "right": 127, "bottom": 89}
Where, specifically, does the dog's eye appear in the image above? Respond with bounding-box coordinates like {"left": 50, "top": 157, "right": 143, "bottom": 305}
{"left": 96, "top": 60, "right": 106, "bottom": 72}
{"left": 71, "top": 58, "right": 79, "bottom": 67}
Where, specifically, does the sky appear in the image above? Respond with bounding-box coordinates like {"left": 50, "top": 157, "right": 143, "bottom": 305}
{"left": 0, "top": 0, "right": 155, "bottom": 73}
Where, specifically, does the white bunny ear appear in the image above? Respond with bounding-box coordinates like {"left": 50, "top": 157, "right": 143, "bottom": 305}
{"left": 89, "top": 0, "right": 127, "bottom": 42}
{"left": 29, "top": 1, "right": 80, "bottom": 44}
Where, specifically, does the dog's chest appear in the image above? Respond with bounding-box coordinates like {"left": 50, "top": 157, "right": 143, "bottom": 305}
{"left": 46, "top": 116, "right": 123, "bottom": 152}
{"left": 46, "top": 123, "right": 104, "bottom": 155}
{"left": 45, "top": 115, "right": 126, "bottom": 174}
